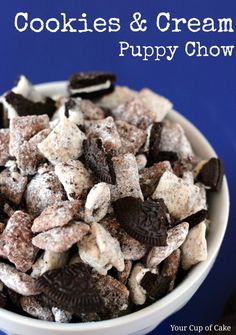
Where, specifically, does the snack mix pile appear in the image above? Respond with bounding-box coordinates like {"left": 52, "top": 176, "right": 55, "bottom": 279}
{"left": 0, "top": 72, "right": 223, "bottom": 322}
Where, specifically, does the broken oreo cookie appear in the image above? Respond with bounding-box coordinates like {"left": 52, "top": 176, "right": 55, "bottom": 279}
{"left": 36, "top": 263, "right": 104, "bottom": 313}
{"left": 5, "top": 92, "right": 56, "bottom": 118}
{"left": 197, "top": 158, "right": 224, "bottom": 191}
{"left": 83, "top": 138, "right": 116, "bottom": 184}
{"left": 140, "top": 272, "right": 172, "bottom": 299}
{"left": 148, "top": 122, "right": 163, "bottom": 162}
{"left": 113, "top": 197, "right": 169, "bottom": 246}
{"left": 175, "top": 209, "right": 208, "bottom": 229}
{"left": 69, "top": 71, "right": 116, "bottom": 99}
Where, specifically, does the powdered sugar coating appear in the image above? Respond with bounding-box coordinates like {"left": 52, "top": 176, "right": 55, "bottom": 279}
{"left": 128, "top": 263, "right": 149, "bottom": 305}
{"left": 9, "top": 114, "right": 49, "bottom": 157}
{"left": 115, "top": 120, "right": 146, "bottom": 154}
{"left": 79, "top": 222, "right": 125, "bottom": 275}
{"left": 84, "top": 183, "right": 111, "bottom": 223}
{"left": 32, "top": 222, "right": 90, "bottom": 252}
{"left": 110, "top": 153, "right": 144, "bottom": 201}
{"left": 160, "top": 121, "right": 193, "bottom": 159}
{"left": 25, "top": 171, "right": 65, "bottom": 217}
{"left": 152, "top": 171, "right": 207, "bottom": 220}
{"left": 55, "top": 160, "right": 92, "bottom": 201}
{"left": 97, "top": 85, "right": 137, "bottom": 111}
{"left": 0, "top": 129, "right": 10, "bottom": 165}
{"left": 0, "top": 211, "right": 37, "bottom": 272}
{"left": 94, "top": 274, "right": 129, "bottom": 317}
{"left": 52, "top": 307, "right": 72, "bottom": 323}
{"left": 86, "top": 116, "right": 121, "bottom": 152}
{"left": 0, "top": 169, "right": 28, "bottom": 204}
{"left": 113, "top": 97, "right": 155, "bottom": 130}
{"left": 0, "top": 262, "right": 40, "bottom": 295}
{"left": 16, "top": 128, "right": 51, "bottom": 175}
{"left": 38, "top": 116, "right": 86, "bottom": 165}
{"left": 101, "top": 216, "right": 147, "bottom": 261}
{"left": 181, "top": 221, "right": 207, "bottom": 270}
{"left": 20, "top": 296, "right": 54, "bottom": 321}
{"left": 146, "top": 222, "right": 189, "bottom": 268}
{"left": 139, "top": 88, "right": 173, "bottom": 122}
{"left": 32, "top": 200, "right": 81, "bottom": 233}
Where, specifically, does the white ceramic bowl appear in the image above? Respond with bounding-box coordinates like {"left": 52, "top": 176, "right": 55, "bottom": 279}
{"left": 0, "top": 82, "right": 229, "bottom": 335}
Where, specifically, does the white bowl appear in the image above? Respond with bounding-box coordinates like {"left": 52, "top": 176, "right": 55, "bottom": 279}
{"left": 0, "top": 82, "right": 230, "bottom": 335}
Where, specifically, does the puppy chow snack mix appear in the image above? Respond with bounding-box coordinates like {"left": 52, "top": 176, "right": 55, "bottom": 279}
{"left": 0, "top": 72, "right": 224, "bottom": 322}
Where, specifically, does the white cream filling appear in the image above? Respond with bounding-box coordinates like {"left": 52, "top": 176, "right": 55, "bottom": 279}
{"left": 70, "top": 80, "right": 111, "bottom": 94}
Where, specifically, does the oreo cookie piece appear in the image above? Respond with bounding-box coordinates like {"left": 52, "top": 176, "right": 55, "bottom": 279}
{"left": 5, "top": 92, "right": 56, "bottom": 118}
{"left": 148, "top": 122, "right": 163, "bottom": 162}
{"left": 113, "top": 197, "right": 169, "bottom": 246}
{"left": 140, "top": 272, "right": 172, "bottom": 299}
{"left": 83, "top": 138, "right": 116, "bottom": 184}
{"left": 0, "top": 103, "right": 6, "bottom": 128}
{"left": 197, "top": 158, "right": 224, "bottom": 191}
{"left": 68, "top": 71, "right": 116, "bottom": 99}
{"left": 36, "top": 263, "right": 104, "bottom": 313}
{"left": 174, "top": 209, "right": 208, "bottom": 229}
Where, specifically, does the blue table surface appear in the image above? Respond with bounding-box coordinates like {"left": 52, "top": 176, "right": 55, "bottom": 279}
{"left": 0, "top": 1, "right": 235, "bottom": 334}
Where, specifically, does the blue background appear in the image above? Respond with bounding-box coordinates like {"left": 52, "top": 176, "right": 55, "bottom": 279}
{"left": 0, "top": 1, "right": 235, "bottom": 334}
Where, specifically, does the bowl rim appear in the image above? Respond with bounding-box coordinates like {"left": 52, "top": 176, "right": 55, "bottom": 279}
{"left": 0, "top": 81, "right": 230, "bottom": 332}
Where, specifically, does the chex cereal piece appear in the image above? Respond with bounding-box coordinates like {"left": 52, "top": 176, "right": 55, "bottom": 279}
{"left": 38, "top": 116, "right": 86, "bottom": 165}
{"left": 117, "top": 260, "right": 133, "bottom": 284}
{"left": 55, "top": 160, "right": 92, "bottom": 200}
{"left": 25, "top": 171, "right": 65, "bottom": 217}
{"left": 160, "top": 121, "right": 193, "bottom": 159}
{"left": 139, "top": 161, "right": 172, "bottom": 198}
{"left": 136, "top": 154, "right": 147, "bottom": 171}
{"left": 0, "top": 129, "right": 10, "bottom": 165}
{"left": 32, "top": 200, "right": 81, "bottom": 233}
{"left": 77, "top": 312, "right": 101, "bottom": 322}
{"left": 9, "top": 114, "right": 49, "bottom": 157}
{"left": 128, "top": 263, "right": 150, "bottom": 305}
{"left": 77, "top": 99, "right": 105, "bottom": 120}
{"left": 52, "top": 307, "right": 72, "bottom": 323}
{"left": 32, "top": 222, "right": 89, "bottom": 253}
{"left": 146, "top": 222, "right": 189, "bottom": 268}
{"left": 101, "top": 216, "right": 146, "bottom": 261}
{"left": 161, "top": 249, "right": 181, "bottom": 291}
{"left": 0, "top": 211, "right": 37, "bottom": 272}
{"left": 20, "top": 296, "right": 54, "bottom": 321}
{"left": 31, "top": 251, "right": 69, "bottom": 279}
{"left": 115, "top": 120, "right": 146, "bottom": 154}
{"left": 95, "top": 274, "right": 129, "bottom": 317}
{"left": 0, "top": 169, "right": 28, "bottom": 205}
{"left": 97, "top": 85, "right": 137, "bottom": 111}
{"left": 79, "top": 222, "right": 125, "bottom": 275}
{"left": 181, "top": 221, "right": 207, "bottom": 270}
{"left": 139, "top": 88, "right": 173, "bottom": 122}
{"left": 86, "top": 116, "right": 121, "bottom": 152}
{"left": 0, "top": 262, "right": 40, "bottom": 295}
{"left": 16, "top": 128, "right": 51, "bottom": 175}
{"left": 31, "top": 250, "right": 69, "bottom": 278}
{"left": 110, "top": 153, "right": 144, "bottom": 201}
{"left": 113, "top": 97, "right": 155, "bottom": 130}
{"left": 84, "top": 183, "right": 111, "bottom": 223}
{"left": 152, "top": 171, "right": 207, "bottom": 220}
